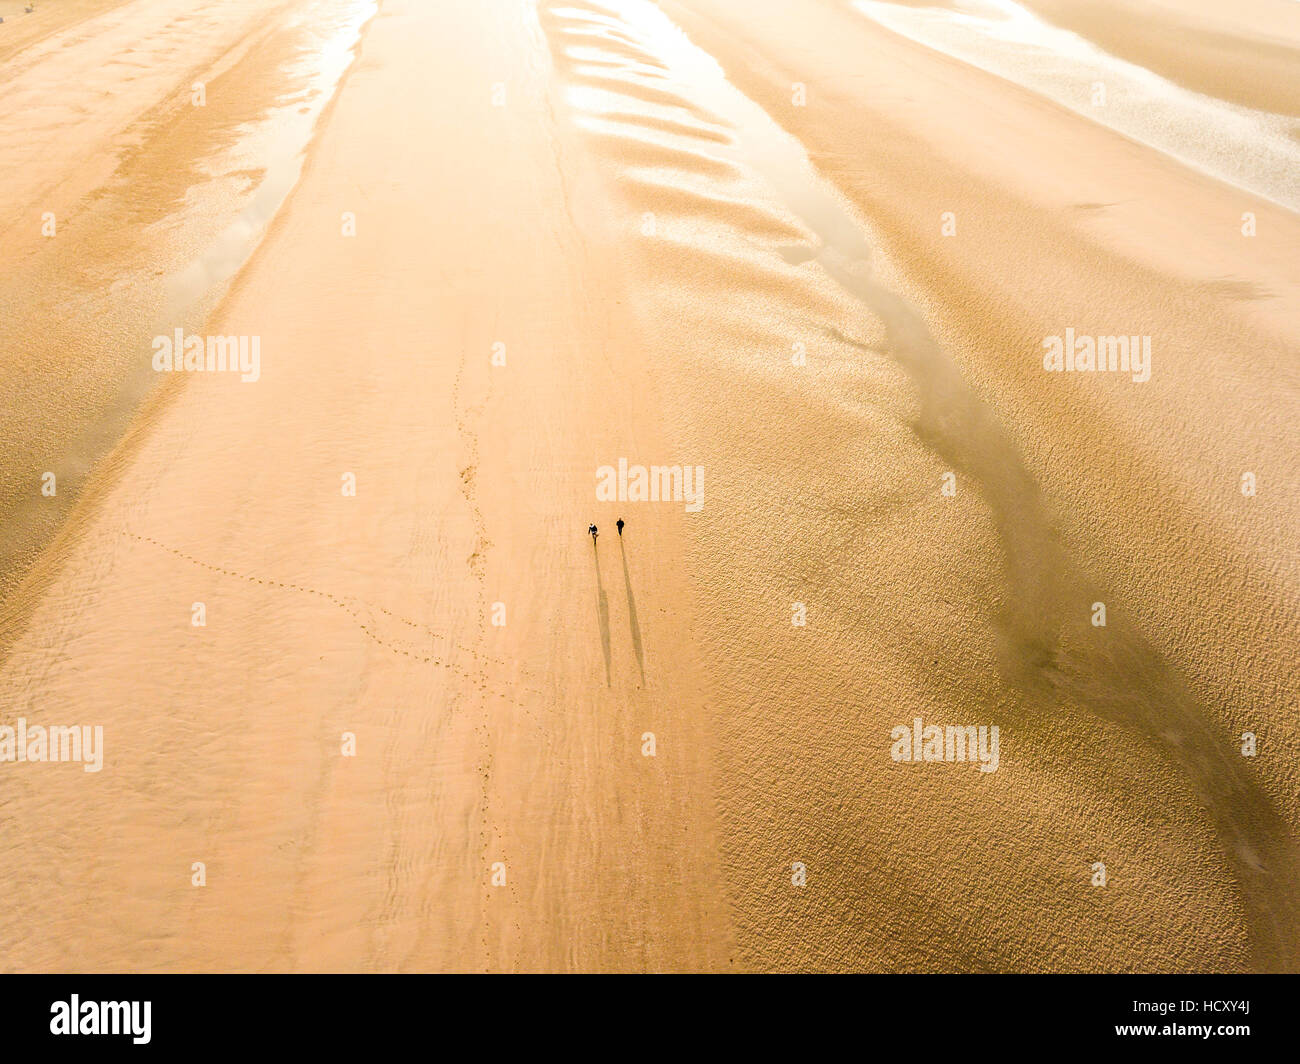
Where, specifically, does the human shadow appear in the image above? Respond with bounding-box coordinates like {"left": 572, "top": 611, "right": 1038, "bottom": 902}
{"left": 619, "top": 536, "right": 645, "bottom": 686}
{"left": 593, "top": 537, "right": 611, "bottom": 686}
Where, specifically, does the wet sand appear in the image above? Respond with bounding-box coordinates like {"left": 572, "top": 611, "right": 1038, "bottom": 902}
{"left": 0, "top": 0, "right": 1296, "bottom": 971}
{"left": 1018, "top": 0, "right": 1300, "bottom": 117}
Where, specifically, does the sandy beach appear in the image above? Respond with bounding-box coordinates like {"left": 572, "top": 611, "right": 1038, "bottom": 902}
{"left": 0, "top": 0, "right": 1296, "bottom": 972}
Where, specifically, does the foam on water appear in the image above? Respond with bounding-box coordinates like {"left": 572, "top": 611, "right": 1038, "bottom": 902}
{"left": 854, "top": 0, "right": 1300, "bottom": 213}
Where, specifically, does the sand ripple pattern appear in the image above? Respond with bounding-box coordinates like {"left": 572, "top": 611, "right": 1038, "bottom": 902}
{"left": 543, "top": 0, "right": 1300, "bottom": 971}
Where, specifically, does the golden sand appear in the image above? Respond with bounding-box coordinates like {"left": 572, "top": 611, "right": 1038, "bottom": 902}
{"left": 0, "top": 0, "right": 1296, "bottom": 971}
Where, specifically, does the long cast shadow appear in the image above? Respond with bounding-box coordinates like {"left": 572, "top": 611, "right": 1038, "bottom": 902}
{"left": 593, "top": 537, "right": 611, "bottom": 687}
{"left": 619, "top": 536, "right": 646, "bottom": 686}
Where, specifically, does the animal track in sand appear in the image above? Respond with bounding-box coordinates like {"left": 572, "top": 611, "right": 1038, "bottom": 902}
{"left": 119, "top": 529, "right": 546, "bottom": 717}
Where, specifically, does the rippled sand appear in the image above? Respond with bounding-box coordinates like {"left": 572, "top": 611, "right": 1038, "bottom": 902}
{"left": 0, "top": 0, "right": 1296, "bottom": 972}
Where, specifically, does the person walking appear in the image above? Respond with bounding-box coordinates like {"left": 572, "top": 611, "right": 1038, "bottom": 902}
{"left": 588, "top": 523, "right": 598, "bottom": 540}
{"left": 616, "top": 518, "right": 624, "bottom": 536}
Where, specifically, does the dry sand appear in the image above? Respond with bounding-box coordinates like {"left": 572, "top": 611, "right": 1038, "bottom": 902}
{"left": 0, "top": 0, "right": 1296, "bottom": 972}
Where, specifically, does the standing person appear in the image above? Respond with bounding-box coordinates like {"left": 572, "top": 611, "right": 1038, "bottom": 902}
{"left": 588, "top": 523, "right": 598, "bottom": 539}
{"left": 616, "top": 518, "right": 624, "bottom": 536}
